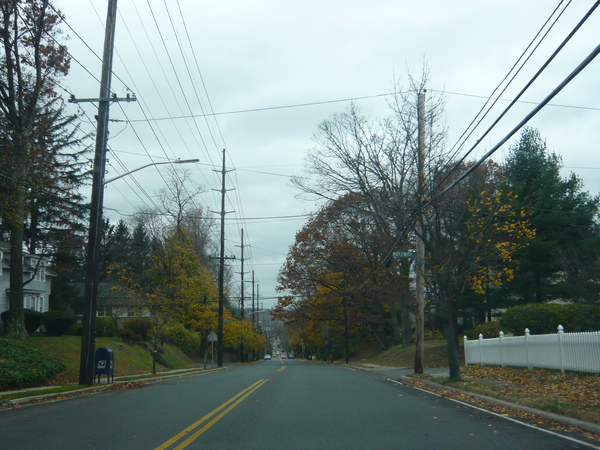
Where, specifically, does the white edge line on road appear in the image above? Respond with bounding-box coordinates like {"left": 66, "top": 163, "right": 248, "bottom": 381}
{"left": 387, "top": 379, "right": 600, "bottom": 449}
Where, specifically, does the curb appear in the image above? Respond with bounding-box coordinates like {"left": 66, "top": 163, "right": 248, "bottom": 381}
{"left": 400, "top": 374, "right": 600, "bottom": 437}
{"left": 344, "top": 363, "right": 600, "bottom": 438}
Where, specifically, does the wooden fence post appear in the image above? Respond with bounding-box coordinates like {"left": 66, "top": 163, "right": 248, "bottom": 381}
{"left": 525, "top": 328, "right": 532, "bottom": 369}
{"left": 558, "top": 325, "right": 565, "bottom": 373}
{"left": 499, "top": 331, "right": 505, "bottom": 368}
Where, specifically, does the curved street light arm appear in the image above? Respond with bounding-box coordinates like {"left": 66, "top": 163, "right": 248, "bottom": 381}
{"left": 103, "top": 158, "right": 199, "bottom": 185}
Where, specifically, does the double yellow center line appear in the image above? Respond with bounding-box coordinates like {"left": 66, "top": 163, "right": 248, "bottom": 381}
{"left": 155, "top": 379, "right": 269, "bottom": 450}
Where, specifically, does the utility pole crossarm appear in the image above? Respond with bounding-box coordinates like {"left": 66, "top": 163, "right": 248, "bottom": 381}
{"left": 68, "top": 93, "right": 137, "bottom": 103}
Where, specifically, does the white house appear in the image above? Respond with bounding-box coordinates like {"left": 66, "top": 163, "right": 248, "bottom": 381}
{"left": 0, "top": 241, "right": 55, "bottom": 316}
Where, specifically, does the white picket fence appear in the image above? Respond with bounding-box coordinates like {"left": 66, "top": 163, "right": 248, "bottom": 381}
{"left": 464, "top": 325, "right": 600, "bottom": 373}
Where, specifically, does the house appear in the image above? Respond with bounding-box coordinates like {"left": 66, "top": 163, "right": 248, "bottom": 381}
{"left": 97, "top": 281, "right": 149, "bottom": 328}
{"left": 0, "top": 240, "right": 55, "bottom": 316}
{"left": 68, "top": 280, "right": 149, "bottom": 329}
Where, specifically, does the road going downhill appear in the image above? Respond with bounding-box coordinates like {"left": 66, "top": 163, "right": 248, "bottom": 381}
{"left": 1, "top": 358, "right": 597, "bottom": 449}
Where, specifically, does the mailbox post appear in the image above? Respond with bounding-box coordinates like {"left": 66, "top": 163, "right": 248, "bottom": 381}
{"left": 95, "top": 347, "right": 114, "bottom": 384}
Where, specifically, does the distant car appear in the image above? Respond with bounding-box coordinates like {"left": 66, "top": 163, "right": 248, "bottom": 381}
{"left": 264, "top": 354, "right": 271, "bottom": 360}
{"left": 281, "top": 354, "right": 287, "bottom": 359}
{"left": 288, "top": 354, "right": 295, "bottom": 359}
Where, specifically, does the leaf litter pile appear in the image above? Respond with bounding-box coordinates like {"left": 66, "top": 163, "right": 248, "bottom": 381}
{"left": 403, "top": 365, "right": 600, "bottom": 443}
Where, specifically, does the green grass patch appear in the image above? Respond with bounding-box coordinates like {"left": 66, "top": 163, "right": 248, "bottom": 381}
{"left": 365, "top": 340, "right": 464, "bottom": 368}
{"left": 2, "top": 336, "right": 198, "bottom": 389}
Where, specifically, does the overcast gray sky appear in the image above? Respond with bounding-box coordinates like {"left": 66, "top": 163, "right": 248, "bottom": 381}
{"left": 56, "top": 0, "right": 600, "bottom": 308}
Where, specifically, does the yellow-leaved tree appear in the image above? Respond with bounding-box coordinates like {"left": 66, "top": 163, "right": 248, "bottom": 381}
{"left": 466, "top": 190, "right": 536, "bottom": 320}
{"left": 118, "top": 229, "right": 218, "bottom": 371}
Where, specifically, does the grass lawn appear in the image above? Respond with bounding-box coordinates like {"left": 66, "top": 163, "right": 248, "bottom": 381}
{"left": 28, "top": 336, "right": 197, "bottom": 385}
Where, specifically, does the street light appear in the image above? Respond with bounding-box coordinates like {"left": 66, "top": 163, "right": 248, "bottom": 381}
{"left": 78, "top": 158, "right": 199, "bottom": 385}
{"left": 103, "top": 158, "right": 199, "bottom": 185}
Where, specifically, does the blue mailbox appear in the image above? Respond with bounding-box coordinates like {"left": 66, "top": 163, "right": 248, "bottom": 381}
{"left": 95, "top": 347, "right": 114, "bottom": 384}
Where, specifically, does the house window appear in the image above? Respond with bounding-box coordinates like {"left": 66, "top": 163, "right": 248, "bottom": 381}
{"left": 35, "top": 264, "right": 46, "bottom": 282}
{"left": 24, "top": 296, "right": 45, "bottom": 312}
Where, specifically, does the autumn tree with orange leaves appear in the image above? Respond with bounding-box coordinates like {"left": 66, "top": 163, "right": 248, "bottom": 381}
{"left": 274, "top": 193, "right": 404, "bottom": 358}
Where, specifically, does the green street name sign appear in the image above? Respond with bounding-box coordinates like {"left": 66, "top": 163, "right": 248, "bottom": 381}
{"left": 393, "top": 251, "right": 416, "bottom": 258}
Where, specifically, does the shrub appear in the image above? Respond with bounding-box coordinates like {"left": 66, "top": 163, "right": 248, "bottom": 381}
{"left": 42, "top": 310, "right": 74, "bottom": 336}
{"left": 161, "top": 322, "right": 200, "bottom": 355}
{"left": 96, "top": 317, "right": 117, "bottom": 337}
{"left": 424, "top": 329, "right": 444, "bottom": 341}
{"left": 118, "top": 328, "right": 143, "bottom": 343}
{"left": 0, "top": 337, "right": 66, "bottom": 389}
{"left": 67, "top": 323, "right": 83, "bottom": 336}
{"left": 500, "top": 303, "right": 600, "bottom": 335}
{"left": 464, "top": 321, "right": 503, "bottom": 340}
{"left": 122, "top": 317, "right": 153, "bottom": 340}
{"left": 1, "top": 309, "right": 45, "bottom": 334}
{"left": 25, "top": 309, "right": 45, "bottom": 333}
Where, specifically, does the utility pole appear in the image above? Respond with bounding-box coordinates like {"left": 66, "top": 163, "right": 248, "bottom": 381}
{"left": 236, "top": 229, "right": 249, "bottom": 362}
{"left": 343, "top": 292, "right": 349, "bottom": 364}
{"left": 414, "top": 89, "right": 426, "bottom": 375}
{"left": 213, "top": 149, "right": 234, "bottom": 367}
{"left": 73, "top": 0, "right": 136, "bottom": 385}
{"left": 251, "top": 270, "right": 255, "bottom": 328}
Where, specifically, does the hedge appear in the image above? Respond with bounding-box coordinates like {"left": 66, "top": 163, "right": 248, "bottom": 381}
{"left": 464, "top": 321, "right": 503, "bottom": 340}
{"left": 500, "top": 303, "right": 600, "bottom": 335}
{"left": 42, "top": 310, "right": 74, "bottom": 336}
{"left": 1, "top": 309, "right": 44, "bottom": 334}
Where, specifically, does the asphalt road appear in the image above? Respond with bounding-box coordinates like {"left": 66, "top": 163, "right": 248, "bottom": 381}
{"left": 1, "top": 358, "right": 597, "bottom": 449}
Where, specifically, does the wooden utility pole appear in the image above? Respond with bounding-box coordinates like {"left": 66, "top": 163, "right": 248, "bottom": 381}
{"left": 213, "top": 149, "right": 234, "bottom": 367}
{"left": 414, "top": 89, "right": 426, "bottom": 374}
{"left": 236, "top": 229, "right": 249, "bottom": 362}
{"left": 74, "top": 0, "right": 136, "bottom": 385}
{"left": 251, "top": 270, "right": 255, "bottom": 327}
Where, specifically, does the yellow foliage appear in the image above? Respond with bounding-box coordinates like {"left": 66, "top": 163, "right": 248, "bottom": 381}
{"left": 467, "top": 190, "right": 535, "bottom": 296}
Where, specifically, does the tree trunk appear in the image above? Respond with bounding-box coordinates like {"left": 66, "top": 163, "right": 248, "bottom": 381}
{"left": 28, "top": 198, "right": 39, "bottom": 254}
{"left": 534, "top": 270, "right": 542, "bottom": 303}
{"left": 390, "top": 302, "right": 401, "bottom": 345}
{"left": 440, "top": 296, "right": 461, "bottom": 382}
{"left": 401, "top": 302, "right": 413, "bottom": 347}
{"left": 7, "top": 194, "right": 27, "bottom": 338}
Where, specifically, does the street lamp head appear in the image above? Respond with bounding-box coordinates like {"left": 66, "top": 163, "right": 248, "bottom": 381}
{"left": 173, "top": 158, "right": 200, "bottom": 164}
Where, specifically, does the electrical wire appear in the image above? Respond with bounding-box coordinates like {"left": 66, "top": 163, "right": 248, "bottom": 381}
{"left": 444, "top": 0, "right": 572, "bottom": 165}
{"left": 435, "top": 0, "right": 599, "bottom": 192}
{"left": 439, "top": 43, "right": 600, "bottom": 197}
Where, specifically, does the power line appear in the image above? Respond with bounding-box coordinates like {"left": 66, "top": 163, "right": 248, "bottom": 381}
{"left": 121, "top": 88, "right": 598, "bottom": 124}
{"left": 443, "top": 0, "right": 573, "bottom": 165}
{"left": 439, "top": 43, "right": 600, "bottom": 199}
{"left": 435, "top": 0, "right": 600, "bottom": 192}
